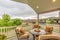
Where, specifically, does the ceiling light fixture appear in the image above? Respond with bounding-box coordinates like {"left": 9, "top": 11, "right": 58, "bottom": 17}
{"left": 53, "top": 0, "right": 56, "bottom": 3}
{"left": 36, "top": 6, "right": 39, "bottom": 9}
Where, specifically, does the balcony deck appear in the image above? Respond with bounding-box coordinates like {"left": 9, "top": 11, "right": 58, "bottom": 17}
{"left": 0, "top": 23, "right": 60, "bottom": 40}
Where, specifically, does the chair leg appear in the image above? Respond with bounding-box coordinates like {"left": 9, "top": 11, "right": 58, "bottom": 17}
{"left": 33, "top": 35, "right": 35, "bottom": 40}
{"left": 27, "top": 38, "right": 29, "bottom": 40}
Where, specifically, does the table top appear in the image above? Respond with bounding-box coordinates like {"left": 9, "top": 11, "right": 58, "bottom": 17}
{"left": 30, "top": 29, "right": 46, "bottom": 35}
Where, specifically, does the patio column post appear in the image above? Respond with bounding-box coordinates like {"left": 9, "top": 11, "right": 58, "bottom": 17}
{"left": 59, "top": 11, "right": 60, "bottom": 33}
{"left": 37, "top": 13, "right": 39, "bottom": 26}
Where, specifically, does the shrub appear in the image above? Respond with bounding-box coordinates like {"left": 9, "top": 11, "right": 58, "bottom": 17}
{"left": 0, "top": 20, "right": 4, "bottom": 27}
{"left": 7, "top": 21, "right": 14, "bottom": 26}
{"left": 13, "top": 18, "right": 22, "bottom": 26}
{"left": 0, "top": 34, "right": 7, "bottom": 40}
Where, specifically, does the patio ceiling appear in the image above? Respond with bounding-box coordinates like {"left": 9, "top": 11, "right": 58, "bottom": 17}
{"left": 12, "top": 0, "right": 60, "bottom": 14}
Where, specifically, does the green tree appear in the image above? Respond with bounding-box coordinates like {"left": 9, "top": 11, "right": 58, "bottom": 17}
{"left": 0, "top": 20, "right": 4, "bottom": 27}
{"left": 0, "top": 14, "right": 22, "bottom": 27}
{"left": 2, "top": 14, "right": 10, "bottom": 22}
{"left": 2, "top": 14, "right": 10, "bottom": 26}
{"left": 7, "top": 21, "right": 14, "bottom": 26}
{"left": 13, "top": 18, "right": 22, "bottom": 26}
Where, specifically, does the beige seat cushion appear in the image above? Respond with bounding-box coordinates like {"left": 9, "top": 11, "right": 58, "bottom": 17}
{"left": 43, "top": 38, "right": 58, "bottom": 40}
{"left": 39, "top": 34, "right": 60, "bottom": 40}
{"left": 18, "top": 32, "right": 30, "bottom": 39}
{"left": 20, "top": 34, "right": 29, "bottom": 39}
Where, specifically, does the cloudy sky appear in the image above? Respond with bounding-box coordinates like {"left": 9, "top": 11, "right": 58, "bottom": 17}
{"left": 0, "top": 0, "right": 37, "bottom": 19}
{"left": 0, "top": 0, "right": 59, "bottom": 20}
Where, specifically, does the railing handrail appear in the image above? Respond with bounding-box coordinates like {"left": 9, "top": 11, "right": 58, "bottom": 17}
{"left": 0, "top": 26, "right": 16, "bottom": 34}
{"left": 0, "top": 26, "right": 16, "bottom": 28}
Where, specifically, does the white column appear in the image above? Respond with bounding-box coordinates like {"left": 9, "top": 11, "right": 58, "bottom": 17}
{"left": 37, "top": 13, "right": 39, "bottom": 26}
{"left": 59, "top": 11, "right": 60, "bottom": 33}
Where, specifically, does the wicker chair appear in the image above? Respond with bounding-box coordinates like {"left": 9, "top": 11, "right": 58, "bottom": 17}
{"left": 33, "top": 24, "right": 40, "bottom": 29}
{"left": 15, "top": 27, "right": 30, "bottom": 40}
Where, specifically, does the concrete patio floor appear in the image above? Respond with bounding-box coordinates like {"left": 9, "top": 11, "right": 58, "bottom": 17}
{"left": 7, "top": 33, "right": 33, "bottom": 40}
{"left": 7, "top": 30, "right": 60, "bottom": 40}
{"left": 7, "top": 32, "right": 60, "bottom": 40}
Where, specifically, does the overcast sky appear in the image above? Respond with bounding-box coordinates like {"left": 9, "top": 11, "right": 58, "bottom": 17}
{"left": 0, "top": 0, "right": 37, "bottom": 19}
{"left": 0, "top": 0, "right": 59, "bottom": 20}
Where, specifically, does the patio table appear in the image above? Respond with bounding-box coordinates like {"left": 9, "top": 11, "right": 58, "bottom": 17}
{"left": 30, "top": 29, "right": 46, "bottom": 40}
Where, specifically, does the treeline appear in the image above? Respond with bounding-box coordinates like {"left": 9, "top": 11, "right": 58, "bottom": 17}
{"left": 0, "top": 14, "right": 22, "bottom": 27}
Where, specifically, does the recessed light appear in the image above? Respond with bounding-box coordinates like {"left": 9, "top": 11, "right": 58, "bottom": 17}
{"left": 53, "top": 0, "right": 56, "bottom": 3}
{"left": 36, "top": 6, "right": 39, "bottom": 9}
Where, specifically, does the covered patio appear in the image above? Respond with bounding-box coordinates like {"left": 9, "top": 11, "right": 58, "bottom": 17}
{"left": 0, "top": 0, "right": 60, "bottom": 40}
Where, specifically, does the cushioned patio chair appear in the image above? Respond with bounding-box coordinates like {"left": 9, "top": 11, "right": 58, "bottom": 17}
{"left": 15, "top": 27, "right": 30, "bottom": 40}
{"left": 39, "top": 34, "right": 60, "bottom": 40}
{"left": 33, "top": 24, "right": 40, "bottom": 29}
{"left": 43, "top": 38, "right": 59, "bottom": 40}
